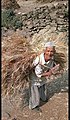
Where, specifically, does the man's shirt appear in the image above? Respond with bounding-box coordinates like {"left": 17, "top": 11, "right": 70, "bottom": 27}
{"left": 33, "top": 53, "right": 56, "bottom": 78}
{"left": 29, "top": 53, "right": 56, "bottom": 86}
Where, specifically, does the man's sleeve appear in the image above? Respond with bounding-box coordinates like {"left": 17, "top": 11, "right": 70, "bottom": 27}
{"left": 35, "top": 64, "right": 43, "bottom": 78}
{"left": 33, "top": 55, "right": 43, "bottom": 78}
{"left": 32, "top": 56, "right": 39, "bottom": 66}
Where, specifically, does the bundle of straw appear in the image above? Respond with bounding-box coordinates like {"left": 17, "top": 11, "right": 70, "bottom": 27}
{"left": 2, "top": 34, "right": 37, "bottom": 95}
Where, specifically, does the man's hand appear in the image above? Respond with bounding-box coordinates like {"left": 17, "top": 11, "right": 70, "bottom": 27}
{"left": 50, "top": 64, "right": 60, "bottom": 74}
{"left": 45, "top": 70, "right": 52, "bottom": 76}
{"left": 42, "top": 64, "right": 63, "bottom": 77}
{"left": 42, "top": 70, "right": 52, "bottom": 77}
{"left": 41, "top": 64, "right": 60, "bottom": 77}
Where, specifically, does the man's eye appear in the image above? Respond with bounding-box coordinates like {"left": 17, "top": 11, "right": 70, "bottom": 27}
{"left": 46, "top": 51, "right": 50, "bottom": 52}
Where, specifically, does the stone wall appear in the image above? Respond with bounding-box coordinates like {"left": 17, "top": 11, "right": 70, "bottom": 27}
{"left": 20, "top": 1, "right": 68, "bottom": 37}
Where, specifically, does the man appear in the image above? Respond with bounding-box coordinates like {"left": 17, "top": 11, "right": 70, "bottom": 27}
{"left": 29, "top": 41, "right": 59, "bottom": 111}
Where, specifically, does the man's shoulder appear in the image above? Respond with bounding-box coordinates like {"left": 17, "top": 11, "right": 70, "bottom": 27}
{"left": 39, "top": 53, "right": 44, "bottom": 58}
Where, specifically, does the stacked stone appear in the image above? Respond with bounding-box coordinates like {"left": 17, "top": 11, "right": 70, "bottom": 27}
{"left": 21, "top": 2, "right": 68, "bottom": 36}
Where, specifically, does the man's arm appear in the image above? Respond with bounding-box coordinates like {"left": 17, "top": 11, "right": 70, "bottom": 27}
{"left": 32, "top": 56, "right": 40, "bottom": 67}
{"left": 41, "top": 64, "right": 60, "bottom": 77}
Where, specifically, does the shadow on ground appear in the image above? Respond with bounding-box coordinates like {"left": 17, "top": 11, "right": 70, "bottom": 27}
{"left": 40, "top": 70, "right": 68, "bottom": 107}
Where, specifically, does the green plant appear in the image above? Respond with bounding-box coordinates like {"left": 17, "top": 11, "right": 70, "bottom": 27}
{"left": 1, "top": 9, "right": 23, "bottom": 30}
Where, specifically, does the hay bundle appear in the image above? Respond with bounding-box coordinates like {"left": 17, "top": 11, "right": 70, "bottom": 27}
{"left": 53, "top": 40, "right": 68, "bottom": 69}
{"left": 2, "top": 32, "right": 68, "bottom": 96}
{"left": 2, "top": 34, "right": 37, "bottom": 95}
{"left": 31, "top": 31, "right": 68, "bottom": 70}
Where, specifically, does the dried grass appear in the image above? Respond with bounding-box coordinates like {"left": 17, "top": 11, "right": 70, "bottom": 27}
{"left": 2, "top": 34, "right": 37, "bottom": 95}
{"left": 2, "top": 33, "right": 68, "bottom": 96}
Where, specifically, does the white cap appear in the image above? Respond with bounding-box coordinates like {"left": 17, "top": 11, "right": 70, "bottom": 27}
{"left": 45, "top": 41, "right": 55, "bottom": 48}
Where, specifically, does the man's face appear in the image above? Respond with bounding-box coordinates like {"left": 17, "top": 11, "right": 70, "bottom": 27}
{"left": 44, "top": 47, "right": 55, "bottom": 61}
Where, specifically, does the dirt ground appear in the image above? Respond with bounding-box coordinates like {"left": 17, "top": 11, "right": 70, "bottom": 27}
{"left": 2, "top": 92, "right": 68, "bottom": 120}
{"left": 1, "top": 0, "right": 69, "bottom": 120}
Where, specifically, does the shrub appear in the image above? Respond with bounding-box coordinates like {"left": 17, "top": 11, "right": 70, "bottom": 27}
{"left": 1, "top": 9, "right": 23, "bottom": 30}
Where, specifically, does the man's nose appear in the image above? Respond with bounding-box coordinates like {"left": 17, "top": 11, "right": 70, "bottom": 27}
{"left": 48, "top": 52, "right": 51, "bottom": 55}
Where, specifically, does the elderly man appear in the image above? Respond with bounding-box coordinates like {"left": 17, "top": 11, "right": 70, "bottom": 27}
{"left": 29, "top": 41, "right": 59, "bottom": 111}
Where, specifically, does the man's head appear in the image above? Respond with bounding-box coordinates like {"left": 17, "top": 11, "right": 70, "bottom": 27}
{"left": 44, "top": 41, "right": 55, "bottom": 61}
